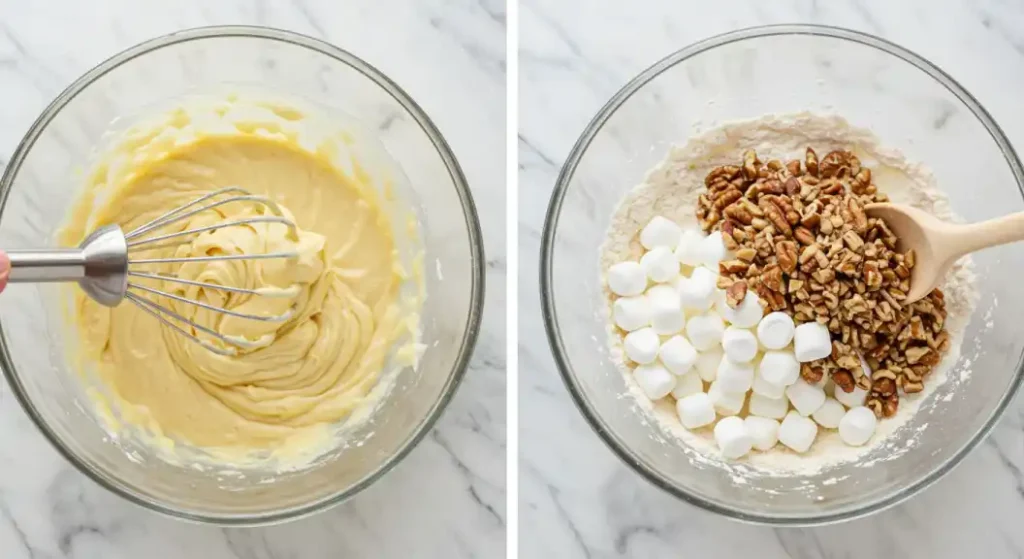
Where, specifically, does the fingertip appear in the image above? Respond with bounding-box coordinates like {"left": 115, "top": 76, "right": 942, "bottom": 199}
{"left": 0, "top": 252, "right": 9, "bottom": 293}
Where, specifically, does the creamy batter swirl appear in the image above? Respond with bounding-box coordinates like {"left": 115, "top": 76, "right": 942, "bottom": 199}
{"left": 58, "top": 99, "right": 413, "bottom": 455}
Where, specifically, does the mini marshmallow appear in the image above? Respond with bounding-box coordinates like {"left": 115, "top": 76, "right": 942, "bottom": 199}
{"left": 716, "top": 357, "right": 754, "bottom": 394}
{"left": 744, "top": 416, "right": 781, "bottom": 451}
{"left": 697, "top": 231, "right": 731, "bottom": 268}
{"left": 640, "top": 216, "right": 682, "bottom": 250}
{"left": 708, "top": 381, "right": 746, "bottom": 416}
{"left": 714, "top": 416, "right": 753, "bottom": 459}
{"left": 646, "top": 285, "right": 685, "bottom": 335}
{"left": 677, "top": 392, "right": 715, "bottom": 429}
{"left": 779, "top": 411, "right": 818, "bottom": 453}
{"left": 748, "top": 393, "right": 789, "bottom": 419}
{"left": 675, "top": 228, "right": 706, "bottom": 267}
{"left": 752, "top": 371, "right": 786, "bottom": 399}
{"left": 623, "top": 327, "right": 660, "bottom": 364}
{"left": 633, "top": 363, "right": 676, "bottom": 400}
{"left": 786, "top": 378, "right": 827, "bottom": 416}
{"left": 678, "top": 266, "right": 717, "bottom": 310}
{"left": 834, "top": 384, "right": 869, "bottom": 408}
{"left": 659, "top": 335, "right": 698, "bottom": 375}
{"left": 794, "top": 321, "right": 832, "bottom": 362}
{"left": 640, "top": 247, "right": 679, "bottom": 283}
{"left": 607, "top": 261, "right": 647, "bottom": 296}
{"left": 694, "top": 347, "right": 723, "bottom": 382}
{"left": 756, "top": 312, "right": 795, "bottom": 350}
{"left": 671, "top": 372, "right": 704, "bottom": 400}
{"left": 757, "top": 350, "right": 800, "bottom": 387}
{"left": 613, "top": 295, "right": 651, "bottom": 332}
{"left": 717, "top": 289, "right": 764, "bottom": 329}
{"left": 812, "top": 398, "right": 846, "bottom": 429}
{"left": 722, "top": 326, "right": 758, "bottom": 363}
{"left": 839, "top": 406, "right": 877, "bottom": 446}
{"left": 685, "top": 312, "right": 725, "bottom": 351}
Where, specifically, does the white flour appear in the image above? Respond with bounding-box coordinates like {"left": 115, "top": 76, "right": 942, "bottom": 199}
{"left": 600, "top": 113, "right": 979, "bottom": 476}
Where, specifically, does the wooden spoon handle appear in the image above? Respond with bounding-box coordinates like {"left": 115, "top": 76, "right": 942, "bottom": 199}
{"left": 949, "top": 211, "right": 1024, "bottom": 256}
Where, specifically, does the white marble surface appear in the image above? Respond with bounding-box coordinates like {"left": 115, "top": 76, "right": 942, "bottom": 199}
{"left": 520, "top": 0, "right": 1024, "bottom": 557}
{"left": 0, "top": 1, "right": 505, "bottom": 558}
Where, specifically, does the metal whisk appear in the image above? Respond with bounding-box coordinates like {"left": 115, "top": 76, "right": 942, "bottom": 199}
{"left": 7, "top": 187, "right": 300, "bottom": 355}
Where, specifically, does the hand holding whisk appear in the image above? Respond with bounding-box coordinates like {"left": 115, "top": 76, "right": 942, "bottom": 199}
{"left": 3, "top": 187, "right": 300, "bottom": 355}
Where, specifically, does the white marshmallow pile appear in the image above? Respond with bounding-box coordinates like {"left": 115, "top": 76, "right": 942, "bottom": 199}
{"left": 640, "top": 247, "right": 678, "bottom": 283}
{"left": 677, "top": 266, "right": 717, "bottom": 310}
{"left": 794, "top": 321, "right": 832, "bottom": 362}
{"left": 677, "top": 393, "right": 715, "bottom": 429}
{"left": 607, "top": 261, "right": 647, "bottom": 297}
{"left": 838, "top": 406, "right": 878, "bottom": 446}
{"left": 757, "top": 312, "right": 795, "bottom": 350}
{"left": 609, "top": 216, "right": 880, "bottom": 461}
{"left": 721, "top": 326, "right": 758, "bottom": 363}
{"left": 647, "top": 285, "right": 685, "bottom": 335}
{"left": 779, "top": 411, "right": 818, "bottom": 453}
{"left": 714, "top": 417, "right": 753, "bottom": 459}
{"left": 659, "top": 335, "right": 697, "bottom": 374}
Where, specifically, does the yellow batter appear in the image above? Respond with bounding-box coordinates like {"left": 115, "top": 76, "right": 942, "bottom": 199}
{"left": 57, "top": 97, "right": 415, "bottom": 458}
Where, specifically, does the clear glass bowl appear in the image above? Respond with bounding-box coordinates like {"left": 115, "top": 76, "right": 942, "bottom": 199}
{"left": 0, "top": 26, "right": 484, "bottom": 524}
{"left": 541, "top": 25, "right": 1024, "bottom": 524}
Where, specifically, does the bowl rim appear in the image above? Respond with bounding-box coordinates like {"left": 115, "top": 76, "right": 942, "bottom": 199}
{"left": 0, "top": 25, "right": 485, "bottom": 525}
{"left": 541, "top": 23, "right": 1024, "bottom": 525}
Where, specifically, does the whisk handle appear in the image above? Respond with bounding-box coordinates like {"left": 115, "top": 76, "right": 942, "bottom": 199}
{"left": 6, "top": 249, "right": 87, "bottom": 282}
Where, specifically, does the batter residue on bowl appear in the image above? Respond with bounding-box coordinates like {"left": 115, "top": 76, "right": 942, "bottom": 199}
{"left": 57, "top": 96, "right": 422, "bottom": 465}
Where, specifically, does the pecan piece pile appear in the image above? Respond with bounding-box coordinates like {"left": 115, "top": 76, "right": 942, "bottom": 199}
{"left": 696, "top": 148, "right": 949, "bottom": 417}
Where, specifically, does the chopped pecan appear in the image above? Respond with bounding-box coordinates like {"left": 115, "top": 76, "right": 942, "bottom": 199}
{"left": 805, "top": 147, "right": 819, "bottom": 176}
{"left": 819, "top": 150, "right": 849, "bottom": 178}
{"left": 863, "top": 261, "right": 883, "bottom": 289}
{"left": 735, "top": 247, "right": 757, "bottom": 262}
{"left": 726, "top": 281, "right": 748, "bottom": 309}
{"left": 711, "top": 188, "right": 742, "bottom": 211}
{"left": 759, "top": 196, "right": 793, "bottom": 237}
{"left": 851, "top": 168, "right": 871, "bottom": 194}
{"left": 720, "top": 260, "right": 750, "bottom": 275}
{"left": 842, "top": 229, "right": 865, "bottom": 251}
{"left": 704, "top": 165, "right": 741, "bottom": 187}
{"left": 723, "top": 204, "right": 754, "bottom": 225}
{"left": 903, "top": 380, "right": 924, "bottom": 394}
{"left": 775, "top": 240, "right": 798, "bottom": 273}
{"left": 794, "top": 226, "right": 816, "bottom": 246}
{"left": 785, "top": 176, "right": 801, "bottom": 195}
{"left": 742, "top": 150, "right": 760, "bottom": 180}
{"left": 873, "top": 377, "right": 896, "bottom": 397}
{"left": 801, "top": 363, "right": 824, "bottom": 383}
{"left": 761, "top": 265, "right": 784, "bottom": 292}
{"left": 832, "top": 370, "right": 856, "bottom": 393}
{"left": 799, "top": 243, "right": 822, "bottom": 266}
{"left": 761, "top": 179, "right": 784, "bottom": 195}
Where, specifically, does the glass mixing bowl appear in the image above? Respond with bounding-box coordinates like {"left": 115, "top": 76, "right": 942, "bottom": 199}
{"left": 541, "top": 25, "right": 1024, "bottom": 524}
{"left": 0, "top": 26, "right": 483, "bottom": 524}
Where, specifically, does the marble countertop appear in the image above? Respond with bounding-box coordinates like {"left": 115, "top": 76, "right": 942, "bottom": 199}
{"left": 519, "top": 0, "right": 1024, "bottom": 557}
{"left": 0, "top": 1, "right": 505, "bottom": 558}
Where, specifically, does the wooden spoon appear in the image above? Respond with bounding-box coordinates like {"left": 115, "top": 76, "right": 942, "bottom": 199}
{"left": 865, "top": 203, "right": 1024, "bottom": 303}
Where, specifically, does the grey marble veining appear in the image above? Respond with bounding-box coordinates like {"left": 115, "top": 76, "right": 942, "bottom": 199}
{"left": 519, "top": 0, "right": 1024, "bottom": 557}
{"left": 0, "top": 0, "right": 506, "bottom": 557}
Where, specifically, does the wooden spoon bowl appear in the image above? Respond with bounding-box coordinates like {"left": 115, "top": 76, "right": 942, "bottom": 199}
{"left": 865, "top": 203, "right": 1024, "bottom": 303}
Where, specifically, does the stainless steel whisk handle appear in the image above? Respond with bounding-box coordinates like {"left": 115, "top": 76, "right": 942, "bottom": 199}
{"left": 8, "top": 249, "right": 89, "bottom": 282}
{"left": 5, "top": 225, "right": 128, "bottom": 307}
